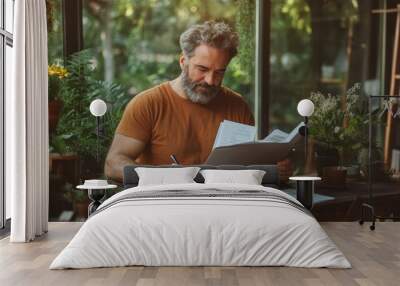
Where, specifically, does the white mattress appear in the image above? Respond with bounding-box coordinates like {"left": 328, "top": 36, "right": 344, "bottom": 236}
{"left": 50, "top": 183, "right": 351, "bottom": 269}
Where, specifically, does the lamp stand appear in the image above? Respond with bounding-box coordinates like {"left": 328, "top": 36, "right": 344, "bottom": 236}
{"left": 304, "top": 116, "right": 308, "bottom": 168}
{"left": 96, "top": 116, "right": 100, "bottom": 165}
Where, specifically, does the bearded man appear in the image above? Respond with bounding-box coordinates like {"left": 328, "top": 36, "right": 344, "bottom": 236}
{"left": 105, "top": 21, "right": 255, "bottom": 181}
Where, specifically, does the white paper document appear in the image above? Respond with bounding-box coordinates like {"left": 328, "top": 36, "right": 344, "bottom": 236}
{"left": 260, "top": 122, "right": 304, "bottom": 143}
{"left": 212, "top": 121, "right": 304, "bottom": 149}
{"left": 261, "top": 129, "right": 289, "bottom": 143}
{"left": 213, "top": 120, "right": 256, "bottom": 149}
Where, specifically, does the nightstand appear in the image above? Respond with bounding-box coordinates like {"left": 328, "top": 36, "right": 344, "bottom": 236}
{"left": 76, "top": 180, "right": 117, "bottom": 216}
{"left": 289, "top": 176, "right": 321, "bottom": 210}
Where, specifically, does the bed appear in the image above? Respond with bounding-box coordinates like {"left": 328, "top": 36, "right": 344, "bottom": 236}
{"left": 50, "top": 165, "right": 351, "bottom": 269}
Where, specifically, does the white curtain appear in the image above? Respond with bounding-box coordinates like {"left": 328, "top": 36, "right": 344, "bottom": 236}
{"left": 7, "top": 0, "right": 49, "bottom": 242}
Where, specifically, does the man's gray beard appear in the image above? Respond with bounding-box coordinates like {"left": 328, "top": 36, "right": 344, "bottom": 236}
{"left": 181, "top": 68, "right": 221, "bottom": 104}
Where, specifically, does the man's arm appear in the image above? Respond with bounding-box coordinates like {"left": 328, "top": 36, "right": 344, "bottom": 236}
{"left": 104, "top": 134, "right": 146, "bottom": 182}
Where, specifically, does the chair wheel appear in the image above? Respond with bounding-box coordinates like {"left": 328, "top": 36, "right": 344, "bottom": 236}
{"left": 370, "top": 225, "right": 375, "bottom": 231}
{"left": 359, "top": 220, "right": 364, "bottom": 225}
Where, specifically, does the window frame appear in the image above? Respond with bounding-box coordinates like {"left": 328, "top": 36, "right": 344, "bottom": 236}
{"left": 0, "top": 0, "right": 13, "bottom": 231}
{"left": 255, "top": 0, "right": 271, "bottom": 138}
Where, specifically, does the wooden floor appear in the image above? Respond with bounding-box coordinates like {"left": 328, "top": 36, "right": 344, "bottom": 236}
{"left": 0, "top": 222, "right": 399, "bottom": 286}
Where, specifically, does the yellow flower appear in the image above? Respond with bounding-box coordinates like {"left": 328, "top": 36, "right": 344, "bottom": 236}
{"left": 48, "top": 64, "right": 69, "bottom": 79}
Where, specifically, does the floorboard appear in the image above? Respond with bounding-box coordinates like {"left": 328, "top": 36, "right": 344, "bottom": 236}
{"left": 0, "top": 222, "right": 399, "bottom": 286}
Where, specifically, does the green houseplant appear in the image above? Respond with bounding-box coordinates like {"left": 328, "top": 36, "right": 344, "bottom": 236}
{"left": 52, "top": 49, "right": 129, "bottom": 175}
{"left": 309, "top": 83, "right": 368, "bottom": 183}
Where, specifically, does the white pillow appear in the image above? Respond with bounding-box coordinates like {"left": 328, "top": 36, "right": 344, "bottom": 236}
{"left": 135, "top": 167, "right": 201, "bottom": 186}
{"left": 200, "top": 169, "right": 266, "bottom": 185}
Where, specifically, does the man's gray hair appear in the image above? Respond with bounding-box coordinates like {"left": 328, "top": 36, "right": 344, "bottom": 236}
{"left": 179, "top": 21, "right": 239, "bottom": 59}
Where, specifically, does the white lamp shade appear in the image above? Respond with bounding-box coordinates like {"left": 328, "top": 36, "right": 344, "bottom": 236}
{"left": 89, "top": 99, "right": 107, "bottom": 117}
{"left": 297, "top": 99, "right": 315, "bottom": 117}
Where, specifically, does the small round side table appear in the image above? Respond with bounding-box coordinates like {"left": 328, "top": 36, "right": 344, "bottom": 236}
{"left": 289, "top": 176, "right": 321, "bottom": 210}
{"left": 76, "top": 183, "right": 117, "bottom": 216}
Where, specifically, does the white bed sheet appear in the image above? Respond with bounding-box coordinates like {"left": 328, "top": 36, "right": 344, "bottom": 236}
{"left": 50, "top": 183, "right": 351, "bottom": 269}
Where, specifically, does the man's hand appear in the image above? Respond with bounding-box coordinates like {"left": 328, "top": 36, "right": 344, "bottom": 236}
{"left": 277, "top": 158, "right": 293, "bottom": 185}
{"left": 104, "top": 134, "right": 146, "bottom": 182}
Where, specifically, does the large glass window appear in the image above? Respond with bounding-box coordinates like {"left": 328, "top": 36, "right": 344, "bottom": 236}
{"left": 49, "top": 0, "right": 399, "bottom": 222}
{"left": 270, "top": 0, "right": 400, "bottom": 221}
{"left": 48, "top": 0, "right": 256, "bottom": 221}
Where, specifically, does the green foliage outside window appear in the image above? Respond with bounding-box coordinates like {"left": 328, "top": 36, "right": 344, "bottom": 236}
{"left": 269, "top": 0, "right": 361, "bottom": 130}
{"left": 48, "top": 0, "right": 366, "bottom": 165}
{"left": 52, "top": 50, "right": 129, "bottom": 163}
{"left": 83, "top": 0, "right": 255, "bottom": 109}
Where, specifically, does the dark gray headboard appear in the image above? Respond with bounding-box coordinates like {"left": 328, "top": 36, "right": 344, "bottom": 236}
{"left": 123, "top": 164, "right": 279, "bottom": 189}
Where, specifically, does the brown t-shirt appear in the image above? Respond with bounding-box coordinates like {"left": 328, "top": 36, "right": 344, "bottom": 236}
{"left": 116, "top": 82, "right": 254, "bottom": 165}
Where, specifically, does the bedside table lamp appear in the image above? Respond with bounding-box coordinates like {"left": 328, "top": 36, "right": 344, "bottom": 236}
{"left": 76, "top": 101, "right": 111, "bottom": 218}
{"left": 297, "top": 99, "right": 315, "bottom": 168}
{"left": 89, "top": 99, "right": 107, "bottom": 164}
{"left": 293, "top": 99, "right": 318, "bottom": 210}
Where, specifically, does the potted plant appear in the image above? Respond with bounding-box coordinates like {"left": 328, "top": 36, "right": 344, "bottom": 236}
{"left": 48, "top": 64, "right": 68, "bottom": 133}
{"left": 309, "top": 83, "right": 368, "bottom": 186}
{"left": 54, "top": 50, "right": 128, "bottom": 177}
